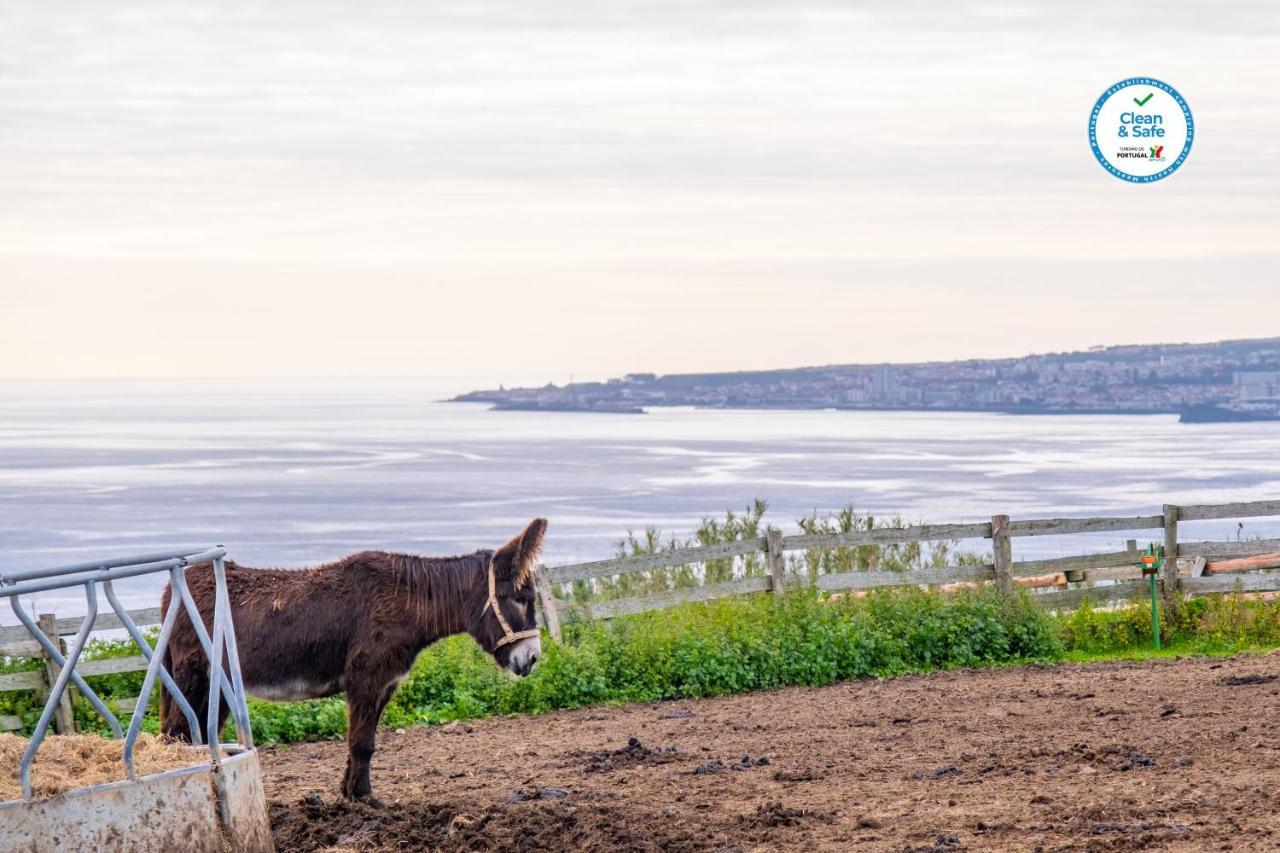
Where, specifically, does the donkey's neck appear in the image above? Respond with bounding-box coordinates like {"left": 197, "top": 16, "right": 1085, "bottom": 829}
{"left": 388, "top": 551, "right": 488, "bottom": 640}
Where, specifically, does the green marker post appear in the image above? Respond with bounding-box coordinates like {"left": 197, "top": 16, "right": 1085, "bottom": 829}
{"left": 1140, "top": 543, "right": 1162, "bottom": 650}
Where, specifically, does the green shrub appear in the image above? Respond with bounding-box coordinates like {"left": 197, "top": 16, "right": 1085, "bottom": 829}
{"left": 1055, "top": 584, "right": 1280, "bottom": 657}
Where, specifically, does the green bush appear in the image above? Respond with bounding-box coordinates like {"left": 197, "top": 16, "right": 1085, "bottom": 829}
{"left": 372, "top": 585, "right": 1059, "bottom": 740}
{"left": 1054, "top": 584, "right": 1280, "bottom": 657}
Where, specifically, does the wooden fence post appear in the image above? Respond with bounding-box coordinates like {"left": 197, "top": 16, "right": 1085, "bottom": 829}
{"left": 535, "top": 567, "right": 562, "bottom": 643}
{"left": 766, "top": 529, "right": 785, "bottom": 595}
{"left": 990, "top": 515, "right": 1012, "bottom": 594}
{"left": 37, "top": 613, "right": 75, "bottom": 735}
{"left": 1163, "top": 504, "right": 1180, "bottom": 607}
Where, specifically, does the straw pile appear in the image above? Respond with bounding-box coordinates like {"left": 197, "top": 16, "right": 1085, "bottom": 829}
{"left": 0, "top": 732, "right": 207, "bottom": 801}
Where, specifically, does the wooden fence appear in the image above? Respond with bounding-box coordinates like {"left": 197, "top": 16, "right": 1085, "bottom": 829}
{"left": 0, "top": 608, "right": 161, "bottom": 734}
{"left": 533, "top": 499, "right": 1280, "bottom": 640}
{"left": 3, "top": 498, "right": 1279, "bottom": 732}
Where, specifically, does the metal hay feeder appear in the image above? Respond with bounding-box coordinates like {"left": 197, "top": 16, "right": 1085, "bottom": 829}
{"left": 0, "top": 547, "right": 273, "bottom": 852}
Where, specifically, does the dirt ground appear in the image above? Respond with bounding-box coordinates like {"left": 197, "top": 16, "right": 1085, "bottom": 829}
{"left": 262, "top": 654, "right": 1280, "bottom": 852}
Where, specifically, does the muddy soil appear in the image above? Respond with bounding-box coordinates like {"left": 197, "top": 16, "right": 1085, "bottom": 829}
{"left": 263, "top": 654, "right": 1280, "bottom": 851}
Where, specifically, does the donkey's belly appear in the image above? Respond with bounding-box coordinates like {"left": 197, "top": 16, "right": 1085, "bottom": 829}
{"left": 245, "top": 676, "right": 344, "bottom": 702}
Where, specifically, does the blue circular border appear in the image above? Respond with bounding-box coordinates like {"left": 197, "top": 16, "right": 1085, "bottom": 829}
{"left": 1089, "top": 77, "right": 1194, "bottom": 183}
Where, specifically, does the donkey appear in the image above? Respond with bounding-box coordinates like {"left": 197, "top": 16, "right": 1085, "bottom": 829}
{"left": 160, "top": 518, "right": 546, "bottom": 802}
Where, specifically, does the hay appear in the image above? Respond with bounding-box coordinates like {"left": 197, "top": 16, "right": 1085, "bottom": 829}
{"left": 0, "top": 732, "right": 207, "bottom": 801}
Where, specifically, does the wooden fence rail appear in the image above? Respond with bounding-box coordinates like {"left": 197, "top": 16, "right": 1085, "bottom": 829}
{"left": 5, "top": 498, "right": 1280, "bottom": 731}
{"left": 536, "top": 499, "right": 1280, "bottom": 639}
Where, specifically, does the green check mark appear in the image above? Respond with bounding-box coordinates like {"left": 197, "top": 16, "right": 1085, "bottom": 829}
{"left": 1134, "top": 92, "right": 1154, "bottom": 107}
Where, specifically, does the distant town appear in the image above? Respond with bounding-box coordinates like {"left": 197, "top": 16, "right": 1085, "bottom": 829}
{"left": 453, "top": 337, "right": 1280, "bottom": 423}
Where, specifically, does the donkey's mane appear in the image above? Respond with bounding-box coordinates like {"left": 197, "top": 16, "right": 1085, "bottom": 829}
{"left": 379, "top": 549, "right": 490, "bottom": 629}
{"left": 226, "top": 549, "right": 497, "bottom": 635}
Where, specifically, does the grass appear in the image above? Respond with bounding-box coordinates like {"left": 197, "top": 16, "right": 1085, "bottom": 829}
{"left": 8, "top": 583, "right": 1280, "bottom": 745}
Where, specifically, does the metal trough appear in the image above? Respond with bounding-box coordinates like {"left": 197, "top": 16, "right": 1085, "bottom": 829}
{"left": 0, "top": 547, "right": 273, "bottom": 852}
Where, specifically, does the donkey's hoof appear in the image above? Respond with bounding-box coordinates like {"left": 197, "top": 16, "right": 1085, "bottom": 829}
{"left": 357, "top": 795, "right": 385, "bottom": 810}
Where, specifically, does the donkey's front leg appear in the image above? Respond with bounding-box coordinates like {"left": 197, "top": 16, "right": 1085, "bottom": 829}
{"left": 340, "top": 676, "right": 398, "bottom": 803}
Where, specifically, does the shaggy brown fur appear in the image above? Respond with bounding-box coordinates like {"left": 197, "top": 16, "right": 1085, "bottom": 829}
{"left": 161, "top": 519, "right": 546, "bottom": 801}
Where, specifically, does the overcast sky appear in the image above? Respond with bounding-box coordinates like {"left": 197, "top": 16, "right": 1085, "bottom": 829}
{"left": 3, "top": 1, "right": 1278, "bottom": 381}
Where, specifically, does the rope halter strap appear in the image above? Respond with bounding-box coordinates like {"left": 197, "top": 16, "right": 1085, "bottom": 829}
{"left": 480, "top": 555, "right": 540, "bottom": 650}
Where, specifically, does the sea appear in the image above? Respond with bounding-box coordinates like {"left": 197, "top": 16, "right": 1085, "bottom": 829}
{"left": 2, "top": 377, "right": 1278, "bottom": 620}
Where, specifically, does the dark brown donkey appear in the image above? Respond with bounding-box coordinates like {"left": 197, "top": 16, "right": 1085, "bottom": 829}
{"left": 161, "top": 519, "right": 546, "bottom": 801}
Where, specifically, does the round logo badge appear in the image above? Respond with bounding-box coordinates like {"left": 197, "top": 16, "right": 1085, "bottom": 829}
{"left": 1089, "top": 77, "right": 1193, "bottom": 182}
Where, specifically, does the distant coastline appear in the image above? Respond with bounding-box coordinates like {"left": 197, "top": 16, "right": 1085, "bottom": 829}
{"left": 462, "top": 398, "right": 1278, "bottom": 423}
{"left": 453, "top": 336, "right": 1280, "bottom": 424}
{"left": 490, "top": 400, "right": 646, "bottom": 415}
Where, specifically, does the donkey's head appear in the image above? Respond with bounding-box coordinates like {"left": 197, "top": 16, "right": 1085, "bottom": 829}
{"left": 469, "top": 518, "right": 545, "bottom": 676}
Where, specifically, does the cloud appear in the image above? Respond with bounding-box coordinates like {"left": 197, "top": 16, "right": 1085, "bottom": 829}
{"left": 0, "top": 1, "right": 1277, "bottom": 376}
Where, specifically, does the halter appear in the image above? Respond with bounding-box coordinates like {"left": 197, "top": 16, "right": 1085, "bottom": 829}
{"left": 480, "top": 555, "right": 540, "bottom": 650}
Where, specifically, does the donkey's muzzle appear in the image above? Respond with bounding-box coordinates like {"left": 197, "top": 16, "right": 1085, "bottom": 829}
{"left": 506, "top": 636, "right": 541, "bottom": 677}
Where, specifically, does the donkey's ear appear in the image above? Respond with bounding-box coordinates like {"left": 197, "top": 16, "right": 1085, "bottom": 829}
{"left": 494, "top": 518, "right": 547, "bottom": 584}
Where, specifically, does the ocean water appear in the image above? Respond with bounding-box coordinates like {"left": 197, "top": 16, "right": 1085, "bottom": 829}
{"left": 2, "top": 378, "right": 1278, "bottom": 619}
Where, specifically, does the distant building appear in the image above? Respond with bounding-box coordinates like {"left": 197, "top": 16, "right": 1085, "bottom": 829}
{"left": 872, "top": 364, "right": 895, "bottom": 399}
{"left": 897, "top": 387, "right": 923, "bottom": 405}
{"left": 1235, "top": 371, "right": 1280, "bottom": 402}
{"left": 924, "top": 391, "right": 959, "bottom": 406}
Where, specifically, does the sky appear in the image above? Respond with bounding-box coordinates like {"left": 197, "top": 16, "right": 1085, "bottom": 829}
{"left": 2, "top": 1, "right": 1279, "bottom": 382}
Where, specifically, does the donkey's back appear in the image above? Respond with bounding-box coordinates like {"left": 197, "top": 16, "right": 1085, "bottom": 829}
{"left": 163, "top": 552, "right": 432, "bottom": 711}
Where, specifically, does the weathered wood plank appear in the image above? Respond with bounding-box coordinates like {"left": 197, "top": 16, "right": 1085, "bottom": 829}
{"left": 780, "top": 522, "right": 990, "bottom": 552}
{"left": 1183, "top": 573, "right": 1280, "bottom": 596}
{"left": 1178, "top": 500, "right": 1280, "bottom": 521}
{"left": 38, "top": 613, "right": 74, "bottom": 735}
{"left": 0, "top": 606, "right": 164, "bottom": 645}
{"left": 1162, "top": 504, "right": 1180, "bottom": 606}
{"left": 111, "top": 695, "right": 143, "bottom": 713}
{"left": 1178, "top": 539, "right": 1280, "bottom": 559}
{"left": 545, "top": 539, "right": 765, "bottom": 585}
{"left": 1033, "top": 580, "right": 1150, "bottom": 611}
{"left": 1204, "top": 552, "right": 1280, "bottom": 575}
{"left": 0, "top": 624, "right": 31, "bottom": 645}
{"left": 0, "top": 640, "right": 42, "bottom": 658}
{"left": 766, "top": 529, "right": 785, "bottom": 596}
{"left": 1010, "top": 549, "right": 1138, "bottom": 577}
{"left": 0, "top": 670, "right": 46, "bottom": 691}
{"left": 534, "top": 570, "right": 562, "bottom": 642}
{"left": 991, "top": 515, "right": 1012, "bottom": 594}
{"left": 564, "top": 577, "right": 771, "bottom": 621}
{"left": 936, "top": 573, "right": 1067, "bottom": 592}
{"left": 1082, "top": 566, "right": 1145, "bottom": 583}
{"left": 54, "top": 607, "right": 164, "bottom": 637}
{"left": 1016, "top": 572, "right": 1067, "bottom": 589}
{"left": 1007, "top": 516, "right": 1164, "bottom": 537}
{"left": 77, "top": 656, "right": 150, "bottom": 677}
{"left": 0, "top": 714, "right": 22, "bottom": 731}
{"left": 815, "top": 565, "right": 993, "bottom": 592}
